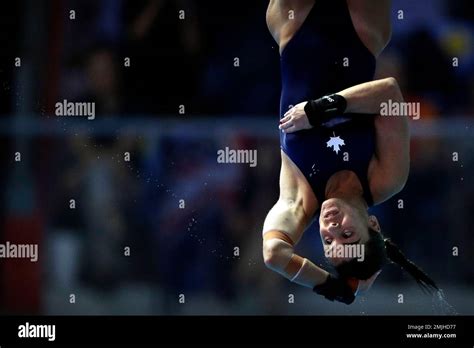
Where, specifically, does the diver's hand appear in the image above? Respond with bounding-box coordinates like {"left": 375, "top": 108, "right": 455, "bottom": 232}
{"left": 314, "top": 271, "right": 382, "bottom": 304}
{"left": 279, "top": 102, "right": 312, "bottom": 133}
{"left": 313, "top": 274, "right": 357, "bottom": 305}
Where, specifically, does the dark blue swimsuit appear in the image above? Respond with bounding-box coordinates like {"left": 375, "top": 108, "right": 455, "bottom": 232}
{"left": 280, "top": 0, "right": 377, "bottom": 208}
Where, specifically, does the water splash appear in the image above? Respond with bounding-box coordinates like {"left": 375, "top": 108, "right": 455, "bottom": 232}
{"left": 432, "top": 289, "right": 457, "bottom": 315}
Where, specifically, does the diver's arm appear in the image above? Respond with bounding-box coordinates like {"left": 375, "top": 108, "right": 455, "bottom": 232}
{"left": 339, "top": 77, "right": 410, "bottom": 203}
{"left": 370, "top": 104, "right": 410, "bottom": 204}
{"left": 339, "top": 77, "right": 403, "bottom": 115}
{"left": 280, "top": 78, "right": 404, "bottom": 131}
{"left": 340, "top": 78, "right": 410, "bottom": 203}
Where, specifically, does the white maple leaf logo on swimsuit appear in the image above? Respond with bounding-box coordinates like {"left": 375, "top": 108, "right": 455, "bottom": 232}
{"left": 326, "top": 132, "right": 345, "bottom": 154}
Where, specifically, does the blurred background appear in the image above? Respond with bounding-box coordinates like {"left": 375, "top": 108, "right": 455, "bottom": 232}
{"left": 0, "top": 0, "right": 473, "bottom": 315}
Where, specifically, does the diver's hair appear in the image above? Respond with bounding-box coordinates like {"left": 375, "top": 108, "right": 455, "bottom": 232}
{"left": 335, "top": 228, "right": 439, "bottom": 294}
{"left": 384, "top": 237, "right": 439, "bottom": 293}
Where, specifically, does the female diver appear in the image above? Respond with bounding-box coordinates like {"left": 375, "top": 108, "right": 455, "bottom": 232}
{"left": 262, "top": 0, "right": 438, "bottom": 304}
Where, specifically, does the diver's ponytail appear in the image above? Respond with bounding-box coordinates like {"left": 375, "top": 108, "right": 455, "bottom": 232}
{"left": 384, "top": 238, "right": 439, "bottom": 293}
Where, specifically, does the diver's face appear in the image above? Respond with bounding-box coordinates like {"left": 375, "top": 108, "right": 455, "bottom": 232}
{"left": 319, "top": 198, "right": 372, "bottom": 265}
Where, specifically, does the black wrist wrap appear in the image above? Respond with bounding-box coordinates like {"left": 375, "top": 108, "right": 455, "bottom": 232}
{"left": 304, "top": 94, "right": 347, "bottom": 127}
